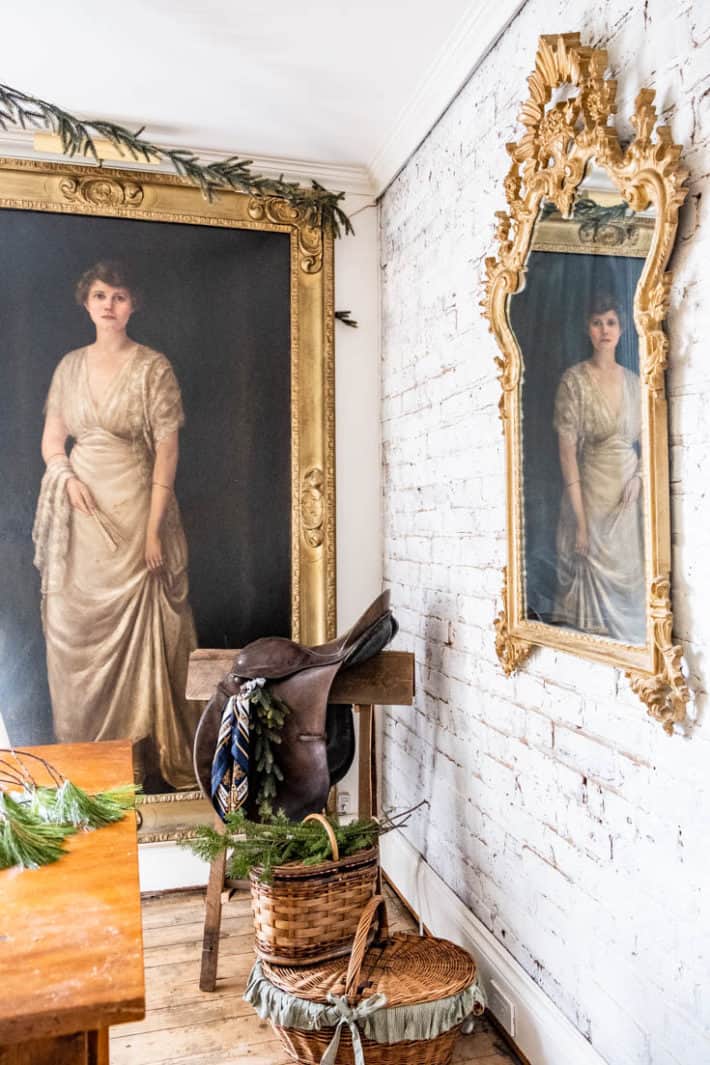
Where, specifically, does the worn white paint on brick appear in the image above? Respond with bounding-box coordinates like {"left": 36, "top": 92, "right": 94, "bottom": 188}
{"left": 379, "top": 2, "right": 710, "bottom": 1063}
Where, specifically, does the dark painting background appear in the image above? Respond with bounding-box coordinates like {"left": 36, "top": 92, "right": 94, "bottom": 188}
{"left": 0, "top": 208, "right": 291, "bottom": 749}
{"left": 508, "top": 249, "right": 644, "bottom": 626}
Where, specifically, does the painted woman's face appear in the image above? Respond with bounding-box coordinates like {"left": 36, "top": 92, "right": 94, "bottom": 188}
{"left": 84, "top": 281, "right": 134, "bottom": 332}
{"left": 587, "top": 308, "right": 621, "bottom": 356}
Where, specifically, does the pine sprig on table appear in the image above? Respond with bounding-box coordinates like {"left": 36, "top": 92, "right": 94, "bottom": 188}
{"left": 0, "top": 84, "right": 354, "bottom": 238}
{"left": 0, "top": 792, "right": 73, "bottom": 869}
{"left": 30, "top": 782, "right": 139, "bottom": 829}
{"left": 0, "top": 749, "right": 139, "bottom": 870}
{"left": 181, "top": 802, "right": 427, "bottom": 883}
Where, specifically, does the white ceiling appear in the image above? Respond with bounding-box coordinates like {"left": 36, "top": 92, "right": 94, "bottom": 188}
{"left": 1, "top": 1, "right": 524, "bottom": 194}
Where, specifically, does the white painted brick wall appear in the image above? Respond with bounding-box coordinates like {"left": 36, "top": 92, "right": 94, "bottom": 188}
{"left": 379, "top": 2, "right": 710, "bottom": 1063}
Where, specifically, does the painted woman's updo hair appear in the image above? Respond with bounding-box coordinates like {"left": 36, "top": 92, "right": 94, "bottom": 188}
{"left": 585, "top": 289, "right": 625, "bottom": 331}
{"left": 75, "top": 259, "right": 143, "bottom": 311}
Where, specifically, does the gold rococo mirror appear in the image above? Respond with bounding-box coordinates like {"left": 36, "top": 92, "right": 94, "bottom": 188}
{"left": 482, "top": 33, "right": 689, "bottom": 732}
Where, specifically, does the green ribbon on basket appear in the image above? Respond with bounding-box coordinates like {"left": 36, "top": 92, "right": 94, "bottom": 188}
{"left": 242, "top": 958, "right": 487, "bottom": 1049}
{"left": 320, "top": 993, "right": 388, "bottom": 1065}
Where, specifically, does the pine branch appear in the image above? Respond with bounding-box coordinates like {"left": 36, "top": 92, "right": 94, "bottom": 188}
{"left": 32, "top": 781, "right": 139, "bottom": 829}
{"left": 180, "top": 802, "right": 428, "bottom": 883}
{"left": 248, "top": 686, "right": 291, "bottom": 819}
{"left": 0, "top": 793, "right": 73, "bottom": 869}
{"left": 8, "top": 748, "right": 63, "bottom": 786}
{"left": 0, "top": 748, "right": 138, "bottom": 868}
{"left": 0, "top": 84, "right": 354, "bottom": 237}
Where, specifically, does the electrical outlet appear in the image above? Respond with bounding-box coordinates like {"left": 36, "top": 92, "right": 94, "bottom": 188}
{"left": 336, "top": 790, "right": 351, "bottom": 815}
{"left": 488, "top": 978, "right": 516, "bottom": 1039}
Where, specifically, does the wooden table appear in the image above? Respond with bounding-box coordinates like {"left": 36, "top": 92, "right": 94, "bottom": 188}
{"left": 186, "top": 648, "right": 415, "bottom": 991}
{"left": 0, "top": 741, "right": 145, "bottom": 1065}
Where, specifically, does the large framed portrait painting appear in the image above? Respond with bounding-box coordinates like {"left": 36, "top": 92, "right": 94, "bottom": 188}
{"left": 0, "top": 158, "right": 334, "bottom": 836}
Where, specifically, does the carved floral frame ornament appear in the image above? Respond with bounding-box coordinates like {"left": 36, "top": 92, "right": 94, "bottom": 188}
{"left": 481, "top": 34, "right": 690, "bottom": 733}
{"left": 0, "top": 157, "right": 335, "bottom": 838}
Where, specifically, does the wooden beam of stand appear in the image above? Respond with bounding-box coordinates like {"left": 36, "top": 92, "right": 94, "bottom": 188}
{"left": 186, "top": 649, "right": 414, "bottom": 706}
{"left": 356, "top": 704, "right": 375, "bottom": 821}
{"left": 199, "top": 818, "right": 227, "bottom": 994}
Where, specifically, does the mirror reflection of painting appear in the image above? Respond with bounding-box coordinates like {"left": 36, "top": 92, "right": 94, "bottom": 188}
{"left": 509, "top": 177, "right": 653, "bottom": 646}
{"left": 34, "top": 260, "right": 201, "bottom": 792}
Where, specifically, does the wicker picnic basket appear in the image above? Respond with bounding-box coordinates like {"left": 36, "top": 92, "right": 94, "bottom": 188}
{"left": 250, "top": 813, "right": 379, "bottom": 966}
{"left": 244, "top": 894, "right": 486, "bottom": 1065}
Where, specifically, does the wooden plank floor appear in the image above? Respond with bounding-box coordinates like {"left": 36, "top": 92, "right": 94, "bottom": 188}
{"left": 110, "top": 888, "right": 523, "bottom": 1065}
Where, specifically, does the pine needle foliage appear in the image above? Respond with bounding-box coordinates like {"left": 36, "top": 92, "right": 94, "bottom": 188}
{"left": 30, "top": 782, "right": 139, "bottom": 829}
{"left": 0, "top": 749, "right": 139, "bottom": 870}
{"left": 0, "top": 792, "right": 72, "bottom": 869}
{"left": 181, "top": 801, "right": 427, "bottom": 883}
{"left": 0, "top": 83, "right": 354, "bottom": 237}
{"left": 184, "top": 808, "right": 380, "bottom": 883}
{"left": 248, "top": 687, "right": 290, "bottom": 820}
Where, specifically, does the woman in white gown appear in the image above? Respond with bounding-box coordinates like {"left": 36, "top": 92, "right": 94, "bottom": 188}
{"left": 551, "top": 292, "right": 646, "bottom": 645}
{"left": 33, "top": 260, "right": 200, "bottom": 788}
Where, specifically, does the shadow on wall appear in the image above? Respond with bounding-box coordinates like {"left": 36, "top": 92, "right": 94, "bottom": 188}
{"left": 418, "top": 601, "right": 468, "bottom": 848}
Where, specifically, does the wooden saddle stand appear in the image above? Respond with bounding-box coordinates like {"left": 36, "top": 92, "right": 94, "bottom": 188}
{"left": 185, "top": 647, "right": 415, "bottom": 992}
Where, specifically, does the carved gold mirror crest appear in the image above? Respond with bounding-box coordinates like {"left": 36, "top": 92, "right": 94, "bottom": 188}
{"left": 482, "top": 33, "right": 689, "bottom": 732}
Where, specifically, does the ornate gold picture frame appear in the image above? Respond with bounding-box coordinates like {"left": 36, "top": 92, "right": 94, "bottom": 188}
{"left": 0, "top": 157, "right": 335, "bottom": 838}
{"left": 482, "top": 34, "right": 689, "bottom": 732}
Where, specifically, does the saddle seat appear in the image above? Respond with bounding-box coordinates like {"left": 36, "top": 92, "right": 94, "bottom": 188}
{"left": 193, "top": 591, "right": 397, "bottom": 821}
{"left": 232, "top": 591, "right": 395, "bottom": 679}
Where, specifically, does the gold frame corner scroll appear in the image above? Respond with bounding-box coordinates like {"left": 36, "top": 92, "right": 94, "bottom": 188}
{"left": 482, "top": 33, "right": 689, "bottom": 733}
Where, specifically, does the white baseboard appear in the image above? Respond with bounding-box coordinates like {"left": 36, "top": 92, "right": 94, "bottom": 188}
{"left": 381, "top": 830, "right": 607, "bottom": 1065}
{"left": 138, "top": 842, "right": 209, "bottom": 894}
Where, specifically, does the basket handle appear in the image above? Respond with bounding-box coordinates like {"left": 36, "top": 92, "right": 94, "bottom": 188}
{"left": 344, "top": 894, "right": 388, "bottom": 1000}
{"left": 302, "top": 813, "right": 339, "bottom": 861}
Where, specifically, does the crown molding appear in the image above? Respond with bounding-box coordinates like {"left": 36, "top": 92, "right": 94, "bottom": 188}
{"left": 0, "top": 128, "right": 375, "bottom": 197}
{"left": 368, "top": 0, "right": 527, "bottom": 196}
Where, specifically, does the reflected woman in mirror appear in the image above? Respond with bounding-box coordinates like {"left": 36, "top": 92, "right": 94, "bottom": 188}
{"left": 32, "top": 260, "right": 201, "bottom": 790}
{"left": 551, "top": 290, "right": 646, "bottom": 644}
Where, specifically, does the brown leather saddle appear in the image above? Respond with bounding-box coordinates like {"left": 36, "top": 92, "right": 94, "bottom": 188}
{"left": 193, "top": 591, "right": 397, "bottom": 820}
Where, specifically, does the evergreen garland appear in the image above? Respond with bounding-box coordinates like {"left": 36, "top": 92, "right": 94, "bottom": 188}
{"left": 245, "top": 684, "right": 290, "bottom": 820}
{"left": 0, "top": 83, "right": 353, "bottom": 237}
{"left": 182, "top": 802, "right": 426, "bottom": 883}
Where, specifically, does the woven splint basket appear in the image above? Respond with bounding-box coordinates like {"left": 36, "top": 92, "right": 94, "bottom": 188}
{"left": 250, "top": 814, "right": 379, "bottom": 966}
{"left": 244, "top": 894, "right": 486, "bottom": 1065}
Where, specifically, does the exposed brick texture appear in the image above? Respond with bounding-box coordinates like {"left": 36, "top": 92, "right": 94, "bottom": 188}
{"left": 379, "top": 3, "right": 710, "bottom": 1063}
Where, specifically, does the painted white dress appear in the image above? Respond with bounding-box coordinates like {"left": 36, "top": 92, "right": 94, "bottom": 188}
{"left": 551, "top": 361, "right": 646, "bottom": 645}
{"left": 33, "top": 344, "right": 200, "bottom": 788}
